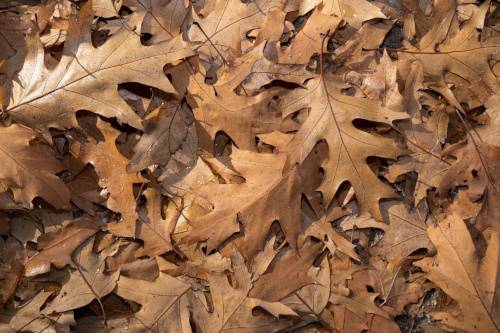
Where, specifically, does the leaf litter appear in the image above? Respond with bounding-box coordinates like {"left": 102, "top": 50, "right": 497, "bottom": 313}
{"left": 0, "top": 0, "right": 499, "bottom": 332}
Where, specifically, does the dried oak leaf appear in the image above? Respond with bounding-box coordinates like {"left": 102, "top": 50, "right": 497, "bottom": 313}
{"left": 0, "top": 124, "right": 70, "bottom": 209}
{"left": 6, "top": 1, "right": 194, "bottom": 138}
{"left": 319, "top": 0, "right": 386, "bottom": 29}
{"left": 437, "top": 139, "right": 499, "bottom": 233}
{"left": 135, "top": 187, "right": 180, "bottom": 257}
{"left": 249, "top": 242, "right": 322, "bottom": 302}
{"left": 24, "top": 218, "right": 98, "bottom": 277}
{"left": 116, "top": 269, "right": 191, "bottom": 332}
{"left": 74, "top": 119, "right": 146, "bottom": 237}
{"left": 388, "top": 103, "right": 450, "bottom": 203}
{"left": 187, "top": 69, "right": 297, "bottom": 152}
{"left": 374, "top": 202, "right": 433, "bottom": 260}
{"left": 305, "top": 215, "right": 360, "bottom": 261}
{"left": 124, "top": 0, "right": 190, "bottom": 43}
{"left": 214, "top": 43, "right": 314, "bottom": 95}
{"left": 269, "top": 8, "right": 340, "bottom": 65}
{"left": 280, "top": 76, "right": 407, "bottom": 219}
{"left": 281, "top": 256, "right": 331, "bottom": 317}
{"left": 127, "top": 102, "right": 197, "bottom": 173}
{"left": 93, "top": 0, "right": 123, "bottom": 18}
{"left": 182, "top": 149, "right": 304, "bottom": 258}
{"left": 188, "top": 0, "right": 273, "bottom": 62}
{"left": 190, "top": 248, "right": 297, "bottom": 333}
{"left": 7, "top": 291, "right": 54, "bottom": 332}
{"left": 414, "top": 214, "right": 500, "bottom": 332}
{"left": 410, "top": 1, "right": 500, "bottom": 97}
{"left": 44, "top": 236, "right": 120, "bottom": 314}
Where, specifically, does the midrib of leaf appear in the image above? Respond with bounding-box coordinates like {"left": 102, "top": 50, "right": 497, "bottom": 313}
{"left": 437, "top": 223, "right": 499, "bottom": 331}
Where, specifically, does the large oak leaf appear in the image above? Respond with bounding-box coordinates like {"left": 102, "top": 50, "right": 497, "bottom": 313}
{"left": 280, "top": 77, "right": 407, "bottom": 219}
{"left": 6, "top": 2, "right": 194, "bottom": 137}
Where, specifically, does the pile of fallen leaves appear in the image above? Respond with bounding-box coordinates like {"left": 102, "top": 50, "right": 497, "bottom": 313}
{"left": 0, "top": 0, "right": 499, "bottom": 332}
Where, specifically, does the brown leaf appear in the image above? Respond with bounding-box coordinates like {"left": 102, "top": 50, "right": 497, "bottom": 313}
{"left": 0, "top": 124, "right": 70, "bottom": 209}
{"left": 7, "top": 2, "right": 194, "bottom": 138}
{"left": 43, "top": 236, "right": 120, "bottom": 313}
{"left": 135, "top": 187, "right": 180, "bottom": 257}
{"left": 75, "top": 119, "right": 146, "bottom": 237}
{"left": 375, "top": 202, "right": 434, "bottom": 260}
{"left": 24, "top": 218, "right": 98, "bottom": 277}
{"left": 414, "top": 214, "right": 500, "bottom": 332}
{"left": 125, "top": 0, "right": 190, "bottom": 43}
{"left": 183, "top": 149, "right": 305, "bottom": 258}
{"left": 280, "top": 77, "right": 407, "bottom": 219}
{"left": 116, "top": 269, "right": 191, "bottom": 332}
{"left": 249, "top": 242, "right": 322, "bottom": 302}
{"left": 190, "top": 248, "right": 296, "bottom": 333}
{"left": 127, "top": 102, "right": 197, "bottom": 174}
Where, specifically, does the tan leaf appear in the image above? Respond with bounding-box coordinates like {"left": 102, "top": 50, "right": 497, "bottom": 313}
{"left": 414, "top": 214, "right": 500, "bottom": 332}
{"left": 93, "top": 0, "right": 123, "bottom": 18}
{"left": 0, "top": 124, "right": 70, "bottom": 209}
{"left": 187, "top": 68, "right": 296, "bottom": 151}
{"left": 183, "top": 149, "right": 305, "bottom": 258}
{"left": 322, "top": 0, "right": 387, "bottom": 29}
{"left": 190, "top": 248, "right": 296, "bottom": 333}
{"left": 74, "top": 119, "right": 146, "bottom": 237}
{"left": 24, "top": 218, "right": 98, "bottom": 277}
{"left": 116, "top": 269, "right": 191, "bottom": 332}
{"left": 44, "top": 236, "right": 120, "bottom": 313}
{"left": 410, "top": 1, "right": 500, "bottom": 97}
{"left": 280, "top": 77, "right": 407, "bottom": 219}
{"left": 127, "top": 102, "right": 197, "bottom": 173}
{"left": 135, "top": 187, "right": 180, "bottom": 257}
{"left": 7, "top": 2, "right": 194, "bottom": 138}
{"left": 125, "top": 0, "right": 190, "bottom": 43}
{"left": 376, "top": 202, "right": 434, "bottom": 260}
{"left": 271, "top": 9, "right": 340, "bottom": 65}
{"left": 249, "top": 242, "right": 322, "bottom": 302}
